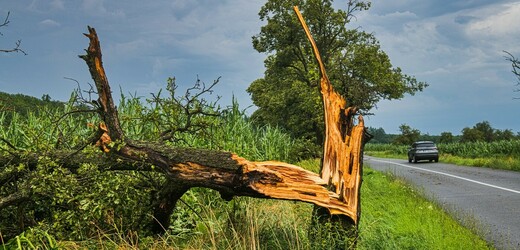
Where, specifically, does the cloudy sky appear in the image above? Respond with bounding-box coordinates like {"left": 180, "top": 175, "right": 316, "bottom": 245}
{"left": 1, "top": 0, "right": 520, "bottom": 135}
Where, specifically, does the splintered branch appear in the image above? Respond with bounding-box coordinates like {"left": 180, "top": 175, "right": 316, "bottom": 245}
{"left": 294, "top": 6, "right": 367, "bottom": 223}
{"left": 79, "top": 26, "right": 124, "bottom": 141}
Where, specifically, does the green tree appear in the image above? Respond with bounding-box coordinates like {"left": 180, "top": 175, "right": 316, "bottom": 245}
{"left": 367, "top": 126, "right": 391, "bottom": 143}
{"left": 394, "top": 124, "right": 420, "bottom": 145}
{"left": 494, "top": 129, "right": 514, "bottom": 141}
{"left": 461, "top": 127, "right": 484, "bottom": 142}
{"left": 474, "top": 121, "right": 494, "bottom": 142}
{"left": 248, "top": 0, "right": 427, "bottom": 145}
{"left": 439, "top": 131, "right": 454, "bottom": 143}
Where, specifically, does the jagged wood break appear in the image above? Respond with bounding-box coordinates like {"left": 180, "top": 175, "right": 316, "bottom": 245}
{"left": 76, "top": 17, "right": 366, "bottom": 229}
{"left": 294, "top": 6, "right": 366, "bottom": 223}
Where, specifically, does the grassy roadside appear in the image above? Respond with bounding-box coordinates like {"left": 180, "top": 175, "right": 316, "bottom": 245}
{"left": 359, "top": 166, "right": 491, "bottom": 249}
{"left": 6, "top": 159, "right": 492, "bottom": 249}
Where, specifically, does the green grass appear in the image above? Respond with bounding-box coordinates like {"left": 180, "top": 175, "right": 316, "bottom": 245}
{"left": 359, "top": 167, "right": 491, "bottom": 249}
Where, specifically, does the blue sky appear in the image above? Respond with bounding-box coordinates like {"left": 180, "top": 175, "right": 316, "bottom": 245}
{"left": 1, "top": 0, "right": 520, "bottom": 135}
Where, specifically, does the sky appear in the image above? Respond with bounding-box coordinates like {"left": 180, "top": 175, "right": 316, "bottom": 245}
{"left": 1, "top": 0, "right": 520, "bottom": 135}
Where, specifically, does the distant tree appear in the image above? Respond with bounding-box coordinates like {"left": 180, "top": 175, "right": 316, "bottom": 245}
{"left": 0, "top": 11, "right": 26, "bottom": 55}
{"left": 41, "top": 94, "right": 51, "bottom": 102}
{"left": 367, "top": 127, "right": 387, "bottom": 143}
{"left": 439, "top": 132, "right": 454, "bottom": 143}
{"left": 505, "top": 51, "right": 519, "bottom": 97}
{"left": 394, "top": 124, "right": 420, "bottom": 145}
{"left": 495, "top": 129, "right": 514, "bottom": 141}
{"left": 461, "top": 127, "right": 484, "bottom": 142}
{"left": 474, "top": 121, "right": 494, "bottom": 142}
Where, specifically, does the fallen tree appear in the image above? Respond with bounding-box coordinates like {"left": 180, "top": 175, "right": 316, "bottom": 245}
{"left": 0, "top": 7, "right": 368, "bottom": 243}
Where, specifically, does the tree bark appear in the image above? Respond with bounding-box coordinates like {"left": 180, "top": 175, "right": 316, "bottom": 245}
{"left": 294, "top": 6, "right": 369, "bottom": 246}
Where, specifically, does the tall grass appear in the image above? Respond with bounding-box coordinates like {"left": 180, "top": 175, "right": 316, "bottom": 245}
{"left": 359, "top": 167, "right": 491, "bottom": 249}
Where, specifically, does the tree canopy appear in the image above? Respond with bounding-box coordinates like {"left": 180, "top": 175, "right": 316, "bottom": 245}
{"left": 461, "top": 121, "right": 515, "bottom": 143}
{"left": 247, "top": 0, "right": 427, "bottom": 145}
{"left": 394, "top": 124, "right": 420, "bottom": 145}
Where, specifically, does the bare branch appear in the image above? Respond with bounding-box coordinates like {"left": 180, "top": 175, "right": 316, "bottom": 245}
{"left": 1, "top": 12, "right": 27, "bottom": 55}
{"left": 504, "top": 51, "right": 520, "bottom": 98}
{"left": 0, "top": 192, "right": 30, "bottom": 210}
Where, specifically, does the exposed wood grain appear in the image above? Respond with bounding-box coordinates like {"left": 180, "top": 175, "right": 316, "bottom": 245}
{"left": 294, "top": 6, "right": 366, "bottom": 224}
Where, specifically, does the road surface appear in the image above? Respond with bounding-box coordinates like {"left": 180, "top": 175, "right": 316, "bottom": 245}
{"left": 364, "top": 156, "right": 520, "bottom": 250}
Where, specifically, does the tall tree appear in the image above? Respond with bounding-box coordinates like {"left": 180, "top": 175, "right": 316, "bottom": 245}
{"left": 248, "top": 0, "right": 427, "bottom": 145}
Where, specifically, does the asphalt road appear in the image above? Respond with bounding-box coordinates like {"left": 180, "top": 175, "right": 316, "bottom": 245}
{"left": 364, "top": 156, "right": 520, "bottom": 250}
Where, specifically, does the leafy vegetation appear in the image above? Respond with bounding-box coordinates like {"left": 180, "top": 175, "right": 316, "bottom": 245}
{"left": 248, "top": 0, "right": 426, "bottom": 146}
{"left": 0, "top": 91, "right": 64, "bottom": 124}
{"left": 0, "top": 85, "right": 298, "bottom": 242}
{"left": 0, "top": 89, "right": 492, "bottom": 249}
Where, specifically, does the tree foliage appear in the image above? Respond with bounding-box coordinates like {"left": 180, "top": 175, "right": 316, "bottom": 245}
{"left": 393, "top": 124, "right": 420, "bottom": 145}
{"left": 248, "top": 0, "right": 427, "bottom": 145}
{"left": 461, "top": 121, "right": 515, "bottom": 143}
{"left": 439, "top": 132, "right": 454, "bottom": 143}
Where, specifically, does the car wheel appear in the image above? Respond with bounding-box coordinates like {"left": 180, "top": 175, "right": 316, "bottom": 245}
{"left": 413, "top": 155, "right": 418, "bottom": 163}
{"left": 408, "top": 157, "right": 412, "bottom": 163}
{"left": 434, "top": 158, "right": 439, "bottom": 163}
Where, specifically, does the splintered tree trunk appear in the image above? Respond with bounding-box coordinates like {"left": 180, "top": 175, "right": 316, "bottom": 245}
{"left": 294, "top": 6, "right": 368, "bottom": 247}
{"left": 76, "top": 26, "right": 367, "bottom": 236}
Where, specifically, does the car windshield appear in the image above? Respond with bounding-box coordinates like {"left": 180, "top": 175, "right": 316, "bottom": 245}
{"left": 417, "top": 143, "right": 435, "bottom": 148}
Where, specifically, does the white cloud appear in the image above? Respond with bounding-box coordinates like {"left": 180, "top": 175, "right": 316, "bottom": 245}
{"left": 39, "top": 19, "right": 61, "bottom": 28}
{"left": 466, "top": 2, "right": 520, "bottom": 37}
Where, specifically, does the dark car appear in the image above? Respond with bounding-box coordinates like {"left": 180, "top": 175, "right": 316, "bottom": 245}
{"left": 408, "top": 141, "right": 439, "bottom": 163}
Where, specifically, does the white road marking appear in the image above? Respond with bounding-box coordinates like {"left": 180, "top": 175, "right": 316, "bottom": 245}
{"left": 369, "top": 158, "right": 520, "bottom": 195}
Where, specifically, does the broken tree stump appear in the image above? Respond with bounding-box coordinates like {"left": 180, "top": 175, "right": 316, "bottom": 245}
{"left": 294, "top": 5, "right": 368, "bottom": 246}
